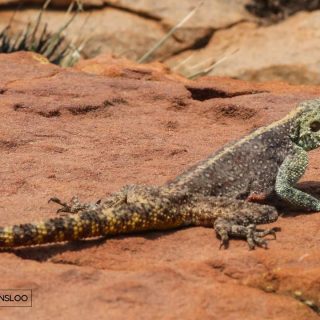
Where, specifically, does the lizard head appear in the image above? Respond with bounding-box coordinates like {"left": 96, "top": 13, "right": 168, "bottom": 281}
{"left": 291, "top": 99, "right": 320, "bottom": 151}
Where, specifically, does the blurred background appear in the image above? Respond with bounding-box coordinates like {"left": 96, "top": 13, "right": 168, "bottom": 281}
{"left": 1, "top": 0, "right": 320, "bottom": 84}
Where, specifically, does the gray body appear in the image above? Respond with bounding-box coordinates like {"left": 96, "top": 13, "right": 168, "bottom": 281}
{"left": 168, "top": 120, "right": 295, "bottom": 200}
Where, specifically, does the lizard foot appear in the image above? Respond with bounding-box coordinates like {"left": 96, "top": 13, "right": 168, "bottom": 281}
{"left": 214, "top": 218, "right": 281, "bottom": 250}
{"left": 48, "top": 196, "right": 101, "bottom": 214}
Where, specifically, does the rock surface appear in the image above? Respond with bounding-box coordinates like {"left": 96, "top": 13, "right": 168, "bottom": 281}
{"left": 103, "top": 0, "right": 252, "bottom": 28}
{"left": 0, "top": 8, "right": 172, "bottom": 61}
{"left": 2, "top": 2, "right": 320, "bottom": 85}
{"left": 1, "top": 52, "right": 320, "bottom": 319}
{"left": 74, "top": 53, "right": 187, "bottom": 82}
{"left": 0, "top": 1, "right": 253, "bottom": 62}
{"left": 167, "top": 10, "right": 320, "bottom": 84}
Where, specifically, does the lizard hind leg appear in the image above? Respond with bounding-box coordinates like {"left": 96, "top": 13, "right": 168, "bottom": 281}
{"left": 48, "top": 185, "right": 135, "bottom": 215}
{"left": 47, "top": 185, "right": 140, "bottom": 214}
{"left": 48, "top": 196, "right": 102, "bottom": 214}
{"left": 213, "top": 201, "right": 280, "bottom": 250}
{"left": 48, "top": 185, "right": 161, "bottom": 215}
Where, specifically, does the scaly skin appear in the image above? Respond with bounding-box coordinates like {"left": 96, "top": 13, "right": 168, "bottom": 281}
{"left": 2, "top": 99, "right": 320, "bottom": 249}
{"left": 0, "top": 186, "right": 278, "bottom": 249}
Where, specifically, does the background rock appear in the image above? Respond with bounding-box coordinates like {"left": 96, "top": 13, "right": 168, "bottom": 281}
{"left": 74, "top": 53, "right": 187, "bottom": 81}
{"left": 1, "top": 1, "right": 320, "bottom": 84}
{"left": 0, "top": 52, "right": 320, "bottom": 319}
{"left": 0, "top": 1, "right": 253, "bottom": 62}
{"left": 167, "top": 11, "right": 320, "bottom": 84}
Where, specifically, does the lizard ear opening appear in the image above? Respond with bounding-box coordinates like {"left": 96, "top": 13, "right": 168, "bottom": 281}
{"left": 310, "top": 121, "right": 320, "bottom": 132}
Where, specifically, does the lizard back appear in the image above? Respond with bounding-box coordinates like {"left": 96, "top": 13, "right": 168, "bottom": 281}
{"left": 166, "top": 109, "right": 302, "bottom": 199}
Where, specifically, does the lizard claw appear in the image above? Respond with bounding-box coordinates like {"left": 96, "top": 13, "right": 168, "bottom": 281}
{"left": 270, "top": 227, "right": 281, "bottom": 239}
{"left": 48, "top": 197, "right": 72, "bottom": 213}
{"left": 219, "top": 238, "right": 229, "bottom": 250}
{"left": 48, "top": 196, "right": 67, "bottom": 206}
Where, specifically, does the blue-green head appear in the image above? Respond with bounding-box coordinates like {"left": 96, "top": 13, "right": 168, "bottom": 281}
{"left": 291, "top": 99, "right": 320, "bottom": 151}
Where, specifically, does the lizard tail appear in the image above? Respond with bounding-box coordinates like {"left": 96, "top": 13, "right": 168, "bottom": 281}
{"left": 0, "top": 203, "right": 184, "bottom": 248}
{"left": 0, "top": 210, "right": 110, "bottom": 248}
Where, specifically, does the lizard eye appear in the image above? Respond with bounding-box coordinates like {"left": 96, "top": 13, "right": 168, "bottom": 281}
{"left": 310, "top": 121, "right": 320, "bottom": 132}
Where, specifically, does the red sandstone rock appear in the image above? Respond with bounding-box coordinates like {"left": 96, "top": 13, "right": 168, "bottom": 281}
{"left": 167, "top": 11, "right": 320, "bottom": 84}
{"left": 74, "top": 54, "right": 186, "bottom": 82}
{"left": 0, "top": 52, "right": 320, "bottom": 319}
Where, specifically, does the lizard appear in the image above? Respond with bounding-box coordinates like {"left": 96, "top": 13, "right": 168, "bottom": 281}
{"left": 1, "top": 98, "right": 320, "bottom": 250}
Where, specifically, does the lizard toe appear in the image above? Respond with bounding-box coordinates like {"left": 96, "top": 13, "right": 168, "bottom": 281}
{"left": 248, "top": 226, "right": 281, "bottom": 249}
{"left": 214, "top": 218, "right": 281, "bottom": 250}
{"left": 49, "top": 196, "right": 92, "bottom": 214}
{"left": 219, "top": 236, "right": 229, "bottom": 250}
{"left": 255, "top": 226, "right": 281, "bottom": 239}
{"left": 48, "top": 197, "right": 72, "bottom": 213}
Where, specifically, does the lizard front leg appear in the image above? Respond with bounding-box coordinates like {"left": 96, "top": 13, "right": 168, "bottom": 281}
{"left": 275, "top": 146, "right": 320, "bottom": 211}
